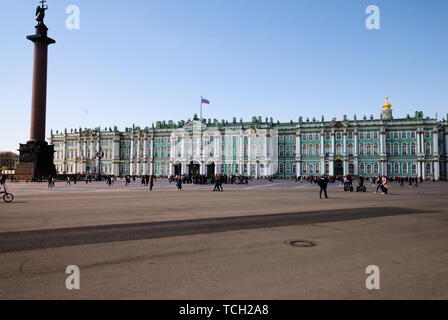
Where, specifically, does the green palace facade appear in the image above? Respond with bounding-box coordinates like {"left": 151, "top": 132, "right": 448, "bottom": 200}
{"left": 49, "top": 98, "right": 448, "bottom": 180}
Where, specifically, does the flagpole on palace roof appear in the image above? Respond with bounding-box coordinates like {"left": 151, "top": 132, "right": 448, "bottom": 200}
{"left": 200, "top": 96, "right": 202, "bottom": 120}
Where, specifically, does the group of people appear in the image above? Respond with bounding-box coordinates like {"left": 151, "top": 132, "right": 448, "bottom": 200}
{"left": 167, "top": 174, "right": 250, "bottom": 186}
{"left": 317, "top": 173, "right": 397, "bottom": 199}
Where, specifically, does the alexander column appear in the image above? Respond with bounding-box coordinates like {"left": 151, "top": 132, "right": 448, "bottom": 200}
{"left": 15, "top": 0, "right": 56, "bottom": 180}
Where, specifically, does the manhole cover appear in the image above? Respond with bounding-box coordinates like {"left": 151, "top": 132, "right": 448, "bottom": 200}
{"left": 285, "top": 240, "right": 316, "bottom": 248}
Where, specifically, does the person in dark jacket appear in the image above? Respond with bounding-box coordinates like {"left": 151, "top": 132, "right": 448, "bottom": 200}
{"left": 149, "top": 175, "right": 154, "bottom": 191}
{"left": 318, "top": 174, "right": 329, "bottom": 199}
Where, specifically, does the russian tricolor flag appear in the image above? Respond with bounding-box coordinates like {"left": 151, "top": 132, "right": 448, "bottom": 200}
{"left": 201, "top": 98, "right": 210, "bottom": 104}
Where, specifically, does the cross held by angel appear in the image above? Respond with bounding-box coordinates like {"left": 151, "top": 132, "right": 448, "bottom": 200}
{"left": 35, "top": 0, "right": 48, "bottom": 24}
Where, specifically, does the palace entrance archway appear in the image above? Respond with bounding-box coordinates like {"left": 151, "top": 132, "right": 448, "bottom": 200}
{"left": 206, "top": 163, "right": 215, "bottom": 177}
{"left": 174, "top": 164, "right": 181, "bottom": 176}
{"left": 334, "top": 160, "right": 343, "bottom": 176}
{"left": 188, "top": 162, "right": 200, "bottom": 177}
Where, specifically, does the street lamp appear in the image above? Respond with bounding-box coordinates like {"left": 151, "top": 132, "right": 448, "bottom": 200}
{"left": 96, "top": 150, "right": 104, "bottom": 180}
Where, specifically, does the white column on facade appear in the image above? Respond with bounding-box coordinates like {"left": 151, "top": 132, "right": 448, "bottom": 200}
{"left": 329, "top": 160, "right": 334, "bottom": 176}
{"left": 380, "top": 129, "right": 386, "bottom": 155}
{"left": 62, "top": 139, "right": 67, "bottom": 173}
{"left": 130, "top": 136, "right": 135, "bottom": 175}
{"left": 417, "top": 129, "right": 422, "bottom": 154}
{"left": 343, "top": 131, "right": 348, "bottom": 175}
{"left": 83, "top": 139, "right": 87, "bottom": 159}
{"left": 143, "top": 136, "right": 148, "bottom": 175}
{"left": 331, "top": 131, "right": 335, "bottom": 155}
{"left": 240, "top": 134, "right": 244, "bottom": 174}
{"left": 433, "top": 128, "right": 439, "bottom": 156}
{"left": 445, "top": 129, "right": 448, "bottom": 180}
{"left": 422, "top": 161, "right": 426, "bottom": 180}
{"left": 320, "top": 132, "right": 325, "bottom": 157}
{"left": 343, "top": 131, "right": 347, "bottom": 155}
{"left": 353, "top": 131, "right": 359, "bottom": 175}
{"left": 77, "top": 139, "right": 81, "bottom": 173}
{"left": 417, "top": 161, "right": 422, "bottom": 178}
{"left": 150, "top": 137, "right": 155, "bottom": 175}
{"left": 434, "top": 161, "right": 440, "bottom": 180}
{"left": 320, "top": 131, "right": 325, "bottom": 174}
{"left": 248, "top": 134, "right": 252, "bottom": 177}
{"left": 296, "top": 132, "right": 301, "bottom": 157}
{"left": 296, "top": 132, "right": 301, "bottom": 177}
{"left": 433, "top": 128, "right": 439, "bottom": 180}
{"left": 90, "top": 139, "right": 94, "bottom": 159}
{"left": 181, "top": 135, "right": 186, "bottom": 158}
{"left": 96, "top": 137, "right": 101, "bottom": 175}
{"left": 112, "top": 138, "right": 120, "bottom": 176}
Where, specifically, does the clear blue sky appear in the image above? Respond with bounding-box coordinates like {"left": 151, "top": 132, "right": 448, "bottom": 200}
{"left": 1, "top": 0, "right": 447, "bottom": 152}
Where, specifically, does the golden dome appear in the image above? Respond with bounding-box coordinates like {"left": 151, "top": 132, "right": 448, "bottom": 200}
{"left": 383, "top": 96, "right": 391, "bottom": 110}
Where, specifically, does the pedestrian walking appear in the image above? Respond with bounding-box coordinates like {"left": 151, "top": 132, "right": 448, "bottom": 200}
{"left": 66, "top": 176, "right": 71, "bottom": 187}
{"left": 176, "top": 176, "right": 182, "bottom": 191}
{"left": 213, "top": 175, "right": 221, "bottom": 191}
{"left": 149, "top": 175, "right": 154, "bottom": 191}
{"left": 318, "top": 174, "right": 328, "bottom": 199}
{"left": 48, "top": 176, "right": 54, "bottom": 189}
{"left": 381, "top": 175, "right": 389, "bottom": 194}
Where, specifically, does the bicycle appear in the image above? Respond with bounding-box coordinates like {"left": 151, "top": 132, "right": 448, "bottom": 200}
{"left": 0, "top": 184, "right": 14, "bottom": 203}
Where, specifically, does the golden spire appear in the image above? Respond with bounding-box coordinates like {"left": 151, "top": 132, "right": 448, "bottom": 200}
{"left": 383, "top": 96, "right": 391, "bottom": 110}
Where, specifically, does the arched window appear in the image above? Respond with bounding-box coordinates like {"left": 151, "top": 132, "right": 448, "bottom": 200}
{"left": 411, "top": 163, "right": 417, "bottom": 175}
{"left": 325, "top": 144, "right": 331, "bottom": 156}
{"left": 374, "top": 163, "right": 379, "bottom": 174}
{"left": 360, "top": 163, "right": 365, "bottom": 174}
{"left": 286, "top": 145, "right": 290, "bottom": 156}
{"left": 403, "top": 163, "right": 408, "bottom": 175}
{"left": 309, "top": 163, "right": 314, "bottom": 174}
{"left": 387, "top": 143, "right": 391, "bottom": 155}
{"left": 411, "top": 143, "right": 416, "bottom": 155}
{"left": 393, "top": 143, "right": 399, "bottom": 155}
{"left": 308, "top": 144, "right": 313, "bottom": 156}
{"left": 349, "top": 163, "right": 354, "bottom": 174}
{"left": 279, "top": 145, "right": 284, "bottom": 156}
{"left": 394, "top": 163, "right": 400, "bottom": 175}
{"left": 426, "top": 162, "right": 432, "bottom": 175}
{"left": 302, "top": 144, "right": 307, "bottom": 156}
{"left": 367, "top": 164, "right": 372, "bottom": 175}
{"left": 402, "top": 143, "right": 407, "bottom": 155}
{"left": 336, "top": 143, "right": 342, "bottom": 155}
{"left": 315, "top": 144, "right": 320, "bottom": 155}
{"left": 373, "top": 143, "right": 379, "bottom": 155}
{"left": 336, "top": 132, "right": 342, "bottom": 140}
{"left": 286, "top": 163, "right": 290, "bottom": 174}
{"left": 348, "top": 144, "right": 354, "bottom": 155}
{"left": 366, "top": 143, "right": 372, "bottom": 155}
{"left": 279, "top": 163, "right": 284, "bottom": 174}
{"left": 425, "top": 142, "right": 431, "bottom": 154}
{"left": 359, "top": 143, "right": 364, "bottom": 155}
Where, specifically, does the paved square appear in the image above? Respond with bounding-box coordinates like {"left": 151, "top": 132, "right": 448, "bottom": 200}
{"left": 0, "top": 179, "right": 447, "bottom": 299}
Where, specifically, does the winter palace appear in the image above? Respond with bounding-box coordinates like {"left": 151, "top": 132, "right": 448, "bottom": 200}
{"left": 49, "top": 98, "right": 448, "bottom": 180}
